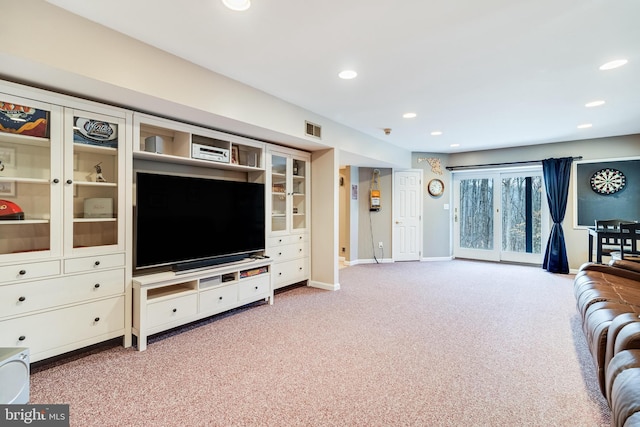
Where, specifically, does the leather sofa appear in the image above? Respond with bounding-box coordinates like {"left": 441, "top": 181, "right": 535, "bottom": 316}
{"left": 574, "top": 260, "right": 640, "bottom": 426}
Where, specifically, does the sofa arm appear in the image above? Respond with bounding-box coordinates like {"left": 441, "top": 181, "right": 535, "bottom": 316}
{"left": 606, "top": 349, "right": 640, "bottom": 425}
{"left": 614, "top": 321, "right": 640, "bottom": 356}
{"left": 606, "top": 314, "right": 640, "bottom": 380}
{"left": 579, "top": 262, "right": 640, "bottom": 282}
{"left": 610, "top": 259, "right": 640, "bottom": 275}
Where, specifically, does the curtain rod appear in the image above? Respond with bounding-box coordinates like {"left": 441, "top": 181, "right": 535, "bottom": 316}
{"left": 445, "top": 156, "right": 583, "bottom": 171}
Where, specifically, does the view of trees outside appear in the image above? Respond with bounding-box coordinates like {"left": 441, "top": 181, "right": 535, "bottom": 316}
{"left": 459, "top": 178, "right": 494, "bottom": 250}
{"left": 501, "top": 176, "right": 542, "bottom": 254}
{"left": 459, "top": 175, "right": 542, "bottom": 253}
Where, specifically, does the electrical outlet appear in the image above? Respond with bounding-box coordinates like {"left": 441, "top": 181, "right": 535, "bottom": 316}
{"left": 378, "top": 242, "right": 383, "bottom": 248}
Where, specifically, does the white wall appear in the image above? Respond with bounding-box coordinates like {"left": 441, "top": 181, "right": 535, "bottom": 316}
{"left": 1, "top": 0, "right": 411, "bottom": 169}
{"left": 415, "top": 136, "right": 640, "bottom": 270}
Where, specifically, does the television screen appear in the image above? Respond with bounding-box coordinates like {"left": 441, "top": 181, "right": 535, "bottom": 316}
{"left": 135, "top": 172, "right": 265, "bottom": 271}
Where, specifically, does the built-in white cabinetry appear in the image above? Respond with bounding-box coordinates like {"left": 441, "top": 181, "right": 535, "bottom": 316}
{"left": 132, "top": 259, "right": 272, "bottom": 350}
{"left": 266, "top": 147, "right": 310, "bottom": 289}
{"left": 0, "top": 82, "right": 131, "bottom": 362}
{"left": 131, "top": 114, "right": 276, "bottom": 348}
{"left": 0, "top": 80, "right": 314, "bottom": 363}
{"left": 133, "top": 113, "right": 264, "bottom": 174}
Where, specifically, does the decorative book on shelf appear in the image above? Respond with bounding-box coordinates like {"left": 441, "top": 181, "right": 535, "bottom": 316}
{"left": 240, "top": 266, "right": 268, "bottom": 279}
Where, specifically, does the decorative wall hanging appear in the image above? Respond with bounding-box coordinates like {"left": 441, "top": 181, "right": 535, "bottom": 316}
{"left": 590, "top": 168, "right": 626, "bottom": 195}
{"left": 417, "top": 157, "right": 443, "bottom": 175}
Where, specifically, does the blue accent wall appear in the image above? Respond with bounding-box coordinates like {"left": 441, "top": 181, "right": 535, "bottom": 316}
{"left": 577, "top": 159, "right": 640, "bottom": 226}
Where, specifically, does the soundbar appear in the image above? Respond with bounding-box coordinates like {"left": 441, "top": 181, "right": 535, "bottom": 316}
{"left": 192, "top": 143, "right": 229, "bottom": 163}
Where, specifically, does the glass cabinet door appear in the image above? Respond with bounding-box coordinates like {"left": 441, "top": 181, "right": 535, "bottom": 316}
{"left": 270, "top": 153, "right": 288, "bottom": 233}
{"left": 65, "top": 109, "right": 124, "bottom": 253}
{"left": 0, "top": 96, "right": 61, "bottom": 261}
{"left": 291, "top": 156, "right": 307, "bottom": 231}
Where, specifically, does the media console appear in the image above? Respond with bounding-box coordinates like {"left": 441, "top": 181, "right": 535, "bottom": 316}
{"left": 132, "top": 258, "right": 272, "bottom": 350}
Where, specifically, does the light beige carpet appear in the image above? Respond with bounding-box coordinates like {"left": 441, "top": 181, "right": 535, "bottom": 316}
{"left": 30, "top": 260, "right": 609, "bottom": 426}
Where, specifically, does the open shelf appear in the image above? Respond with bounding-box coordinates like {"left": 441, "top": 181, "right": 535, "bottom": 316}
{"left": 147, "top": 282, "right": 197, "bottom": 300}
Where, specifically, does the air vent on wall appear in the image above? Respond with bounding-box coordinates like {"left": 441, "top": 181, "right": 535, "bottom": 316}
{"left": 305, "top": 121, "right": 321, "bottom": 139}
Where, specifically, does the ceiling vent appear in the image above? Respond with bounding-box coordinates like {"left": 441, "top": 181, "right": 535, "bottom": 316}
{"left": 305, "top": 121, "right": 321, "bottom": 139}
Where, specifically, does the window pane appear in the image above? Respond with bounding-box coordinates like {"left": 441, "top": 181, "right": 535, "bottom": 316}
{"left": 459, "top": 178, "right": 493, "bottom": 250}
{"left": 501, "top": 176, "right": 542, "bottom": 254}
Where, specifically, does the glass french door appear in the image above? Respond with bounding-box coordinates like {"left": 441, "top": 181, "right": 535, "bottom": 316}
{"left": 453, "top": 168, "right": 549, "bottom": 263}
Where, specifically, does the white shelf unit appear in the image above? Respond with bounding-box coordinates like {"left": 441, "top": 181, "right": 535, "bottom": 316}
{"left": 0, "top": 81, "right": 132, "bottom": 362}
{"left": 133, "top": 113, "right": 265, "bottom": 174}
{"left": 132, "top": 259, "right": 273, "bottom": 350}
{"left": 266, "top": 146, "right": 311, "bottom": 290}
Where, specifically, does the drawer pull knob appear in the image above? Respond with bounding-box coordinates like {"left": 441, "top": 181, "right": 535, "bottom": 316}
{"left": 172, "top": 308, "right": 177, "bottom": 313}
{"left": 53, "top": 178, "right": 60, "bottom": 184}
{"left": 94, "top": 317, "right": 100, "bottom": 322}
{"left": 18, "top": 336, "right": 26, "bottom": 341}
{"left": 278, "top": 252, "right": 282, "bottom": 256}
{"left": 219, "top": 296, "right": 223, "bottom": 300}
{"left": 299, "top": 267, "right": 303, "bottom": 271}
{"left": 279, "top": 272, "right": 282, "bottom": 276}
{"left": 66, "top": 179, "right": 73, "bottom": 185}
{"left": 94, "top": 261, "right": 101, "bottom": 266}
{"left": 94, "top": 283, "right": 101, "bottom": 288}
{"left": 278, "top": 239, "right": 282, "bottom": 243}
{"left": 255, "top": 286, "right": 259, "bottom": 290}
{"left": 19, "top": 270, "right": 26, "bottom": 276}
{"left": 18, "top": 296, "right": 26, "bottom": 302}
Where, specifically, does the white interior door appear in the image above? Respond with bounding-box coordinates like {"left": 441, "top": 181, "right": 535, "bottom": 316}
{"left": 453, "top": 168, "right": 548, "bottom": 264}
{"left": 393, "top": 170, "right": 422, "bottom": 261}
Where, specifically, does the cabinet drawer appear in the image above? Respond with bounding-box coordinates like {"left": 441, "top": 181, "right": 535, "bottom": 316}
{"left": 273, "top": 258, "right": 308, "bottom": 287}
{"left": 64, "top": 253, "right": 125, "bottom": 274}
{"left": 0, "top": 296, "right": 125, "bottom": 359}
{"left": 266, "top": 242, "right": 308, "bottom": 261}
{"left": 147, "top": 293, "right": 197, "bottom": 329}
{"left": 0, "top": 260, "right": 60, "bottom": 285}
{"left": 238, "top": 275, "right": 270, "bottom": 301}
{"left": 0, "top": 269, "right": 124, "bottom": 319}
{"left": 268, "top": 234, "right": 308, "bottom": 248}
{"left": 199, "top": 284, "right": 238, "bottom": 313}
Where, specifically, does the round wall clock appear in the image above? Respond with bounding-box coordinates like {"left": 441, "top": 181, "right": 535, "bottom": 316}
{"left": 590, "top": 168, "right": 626, "bottom": 195}
{"left": 427, "top": 179, "right": 445, "bottom": 197}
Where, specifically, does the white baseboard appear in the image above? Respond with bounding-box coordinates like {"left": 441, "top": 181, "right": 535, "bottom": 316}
{"left": 309, "top": 280, "right": 341, "bottom": 291}
{"left": 350, "top": 258, "right": 394, "bottom": 265}
{"left": 420, "top": 256, "right": 453, "bottom": 262}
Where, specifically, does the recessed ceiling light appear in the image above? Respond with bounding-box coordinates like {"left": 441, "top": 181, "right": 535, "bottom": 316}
{"left": 403, "top": 112, "right": 417, "bottom": 119}
{"left": 338, "top": 70, "right": 357, "bottom": 80}
{"left": 599, "top": 59, "right": 628, "bottom": 70}
{"left": 577, "top": 123, "right": 593, "bottom": 129}
{"left": 585, "top": 100, "right": 605, "bottom": 108}
{"left": 430, "top": 131, "right": 443, "bottom": 136}
{"left": 222, "top": 0, "right": 251, "bottom": 11}
{"left": 450, "top": 144, "right": 460, "bottom": 148}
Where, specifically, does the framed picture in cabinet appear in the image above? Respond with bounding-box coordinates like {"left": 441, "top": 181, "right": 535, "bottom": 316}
{"left": 0, "top": 181, "right": 16, "bottom": 197}
{"left": 0, "top": 101, "right": 49, "bottom": 138}
{"left": 231, "top": 146, "right": 239, "bottom": 164}
{"left": 0, "top": 146, "right": 16, "bottom": 170}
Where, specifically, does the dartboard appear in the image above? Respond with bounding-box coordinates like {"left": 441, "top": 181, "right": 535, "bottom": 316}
{"left": 590, "top": 168, "right": 626, "bottom": 195}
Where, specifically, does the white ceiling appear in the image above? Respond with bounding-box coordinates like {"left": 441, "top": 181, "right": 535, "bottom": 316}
{"left": 46, "top": 0, "right": 640, "bottom": 154}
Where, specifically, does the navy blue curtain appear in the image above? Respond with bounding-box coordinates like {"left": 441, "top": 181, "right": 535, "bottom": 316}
{"left": 542, "top": 157, "right": 573, "bottom": 273}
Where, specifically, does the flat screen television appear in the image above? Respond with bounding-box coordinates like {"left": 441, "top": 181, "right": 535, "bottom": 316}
{"left": 134, "top": 172, "right": 265, "bottom": 272}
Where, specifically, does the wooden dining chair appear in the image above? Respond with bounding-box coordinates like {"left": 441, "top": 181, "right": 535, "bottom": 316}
{"left": 613, "top": 222, "right": 640, "bottom": 263}
{"left": 595, "top": 219, "right": 627, "bottom": 259}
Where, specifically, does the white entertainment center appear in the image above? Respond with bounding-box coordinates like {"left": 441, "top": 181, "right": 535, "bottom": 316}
{"left": 0, "top": 79, "right": 311, "bottom": 360}
{"left": 132, "top": 258, "right": 272, "bottom": 351}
